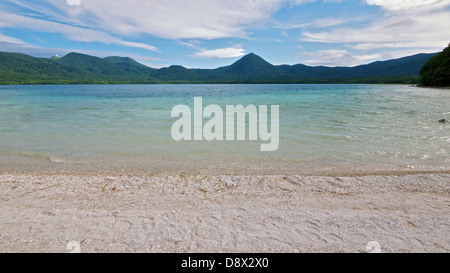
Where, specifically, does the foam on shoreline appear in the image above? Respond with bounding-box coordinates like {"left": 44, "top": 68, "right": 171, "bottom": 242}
{"left": 1, "top": 154, "right": 449, "bottom": 177}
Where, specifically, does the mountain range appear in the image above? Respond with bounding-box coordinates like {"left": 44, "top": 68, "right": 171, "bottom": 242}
{"left": 0, "top": 51, "right": 437, "bottom": 84}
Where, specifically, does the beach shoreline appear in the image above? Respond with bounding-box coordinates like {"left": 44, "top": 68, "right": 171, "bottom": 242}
{"left": 2, "top": 154, "right": 450, "bottom": 177}
{"left": 1, "top": 171, "right": 448, "bottom": 253}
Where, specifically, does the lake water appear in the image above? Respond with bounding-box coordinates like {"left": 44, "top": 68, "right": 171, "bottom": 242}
{"left": 0, "top": 84, "right": 448, "bottom": 174}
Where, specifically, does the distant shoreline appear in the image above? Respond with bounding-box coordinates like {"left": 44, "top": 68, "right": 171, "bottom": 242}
{"left": 0, "top": 81, "right": 421, "bottom": 86}
{"left": 415, "top": 84, "right": 450, "bottom": 89}
{"left": 0, "top": 51, "right": 432, "bottom": 85}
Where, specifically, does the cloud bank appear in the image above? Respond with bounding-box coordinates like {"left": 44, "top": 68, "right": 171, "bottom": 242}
{"left": 194, "top": 47, "right": 246, "bottom": 58}
{"left": 0, "top": 0, "right": 449, "bottom": 66}
{"left": 299, "top": 0, "right": 450, "bottom": 65}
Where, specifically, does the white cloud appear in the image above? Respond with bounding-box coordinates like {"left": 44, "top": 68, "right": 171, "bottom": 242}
{"left": 0, "top": 9, "right": 159, "bottom": 52}
{"left": 302, "top": 47, "right": 444, "bottom": 67}
{"left": 49, "top": 0, "right": 286, "bottom": 39}
{"left": 178, "top": 40, "right": 246, "bottom": 59}
{"left": 0, "top": 32, "right": 28, "bottom": 46}
{"left": 295, "top": 0, "right": 450, "bottom": 66}
{"left": 366, "top": 0, "right": 450, "bottom": 12}
{"left": 118, "top": 41, "right": 160, "bottom": 53}
{"left": 66, "top": 0, "right": 81, "bottom": 6}
{"left": 195, "top": 47, "right": 246, "bottom": 58}
{"left": 304, "top": 49, "right": 382, "bottom": 66}
{"left": 3, "top": 0, "right": 318, "bottom": 40}
{"left": 301, "top": 4, "right": 450, "bottom": 55}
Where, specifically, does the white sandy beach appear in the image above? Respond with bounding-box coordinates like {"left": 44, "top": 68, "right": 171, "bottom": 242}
{"left": 0, "top": 172, "right": 448, "bottom": 253}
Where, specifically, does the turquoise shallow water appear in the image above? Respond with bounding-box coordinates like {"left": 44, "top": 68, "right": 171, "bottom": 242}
{"left": 0, "top": 84, "right": 448, "bottom": 173}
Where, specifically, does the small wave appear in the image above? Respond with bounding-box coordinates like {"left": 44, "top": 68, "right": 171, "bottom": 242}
{"left": 49, "top": 157, "right": 65, "bottom": 163}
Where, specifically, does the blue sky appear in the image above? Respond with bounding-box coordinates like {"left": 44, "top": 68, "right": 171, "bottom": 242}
{"left": 0, "top": 0, "right": 449, "bottom": 68}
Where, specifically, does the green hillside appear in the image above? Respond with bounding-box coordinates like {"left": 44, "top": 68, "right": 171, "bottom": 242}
{"left": 420, "top": 44, "right": 450, "bottom": 86}
{"left": 0, "top": 51, "right": 437, "bottom": 84}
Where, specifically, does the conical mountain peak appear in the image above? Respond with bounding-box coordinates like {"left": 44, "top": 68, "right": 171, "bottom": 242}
{"left": 232, "top": 53, "right": 273, "bottom": 68}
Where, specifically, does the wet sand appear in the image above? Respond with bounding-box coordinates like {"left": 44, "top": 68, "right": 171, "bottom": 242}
{"left": 0, "top": 171, "right": 448, "bottom": 253}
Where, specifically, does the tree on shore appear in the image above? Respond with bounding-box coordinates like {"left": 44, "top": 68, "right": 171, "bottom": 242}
{"left": 420, "top": 43, "right": 450, "bottom": 86}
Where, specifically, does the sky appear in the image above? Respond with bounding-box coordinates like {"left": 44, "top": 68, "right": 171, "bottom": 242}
{"left": 0, "top": 0, "right": 449, "bottom": 68}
